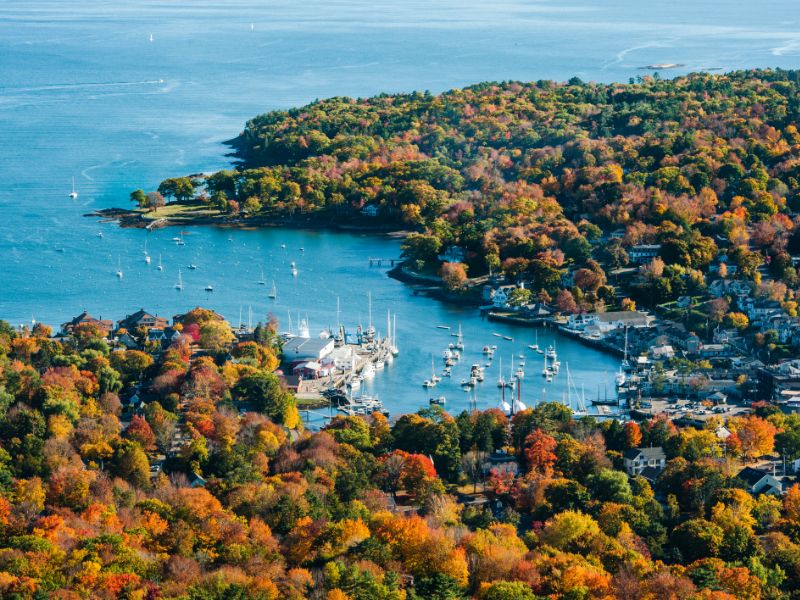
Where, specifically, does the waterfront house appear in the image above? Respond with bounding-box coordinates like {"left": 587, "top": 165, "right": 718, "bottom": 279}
{"left": 490, "top": 285, "right": 517, "bottom": 308}
{"left": 736, "top": 466, "right": 784, "bottom": 496}
{"left": 360, "top": 204, "right": 379, "bottom": 217}
{"left": 117, "top": 309, "right": 169, "bottom": 333}
{"left": 438, "top": 245, "right": 466, "bottom": 264}
{"left": 623, "top": 447, "right": 666, "bottom": 477}
{"left": 148, "top": 327, "right": 182, "bottom": 347}
{"left": 628, "top": 244, "right": 661, "bottom": 264}
{"left": 649, "top": 344, "right": 675, "bottom": 360}
{"left": 282, "top": 336, "right": 335, "bottom": 364}
{"left": 61, "top": 311, "right": 114, "bottom": 337}
{"left": 116, "top": 333, "right": 140, "bottom": 350}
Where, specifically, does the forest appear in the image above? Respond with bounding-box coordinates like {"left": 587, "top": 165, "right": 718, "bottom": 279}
{"left": 143, "top": 69, "right": 800, "bottom": 313}
{"left": 1, "top": 310, "right": 800, "bottom": 598}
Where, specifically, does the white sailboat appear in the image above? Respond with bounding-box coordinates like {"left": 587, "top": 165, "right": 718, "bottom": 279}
{"left": 176, "top": 232, "right": 185, "bottom": 246}
{"left": 69, "top": 177, "right": 78, "bottom": 199}
{"left": 497, "top": 356, "right": 506, "bottom": 388}
{"left": 144, "top": 240, "right": 151, "bottom": 264}
{"left": 528, "top": 330, "right": 539, "bottom": 351}
{"left": 115, "top": 257, "right": 123, "bottom": 279}
{"left": 157, "top": 254, "right": 163, "bottom": 271}
{"left": 365, "top": 292, "right": 376, "bottom": 338}
{"left": 149, "top": 33, "right": 154, "bottom": 42}
{"left": 175, "top": 269, "right": 183, "bottom": 290}
{"left": 390, "top": 313, "right": 399, "bottom": 356}
{"left": 455, "top": 323, "right": 464, "bottom": 351}
{"left": 258, "top": 267, "right": 266, "bottom": 285}
{"left": 268, "top": 280, "right": 277, "bottom": 299}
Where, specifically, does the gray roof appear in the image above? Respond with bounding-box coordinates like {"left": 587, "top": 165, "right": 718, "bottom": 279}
{"left": 282, "top": 336, "right": 333, "bottom": 359}
{"left": 736, "top": 466, "right": 771, "bottom": 487}
{"left": 624, "top": 446, "right": 666, "bottom": 461}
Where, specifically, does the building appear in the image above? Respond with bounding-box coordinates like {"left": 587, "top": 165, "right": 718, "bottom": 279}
{"left": 623, "top": 447, "right": 666, "bottom": 477}
{"left": 438, "top": 245, "right": 466, "bottom": 263}
{"left": 490, "top": 285, "right": 517, "bottom": 308}
{"left": 282, "top": 336, "right": 335, "bottom": 364}
{"left": 117, "top": 309, "right": 169, "bottom": 332}
{"left": 61, "top": 311, "right": 113, "bottom": 337}
{"left": 628, "top": 244, "right": 661, "bottom": 264}
{"left": 360, "top": 204, "right": 379, "bottom": 217}
{"left": 736, "top": 467, "right": 784, "bottom": 496}
{"left": 569, "top": 310, "right": 654, "bottom": 333}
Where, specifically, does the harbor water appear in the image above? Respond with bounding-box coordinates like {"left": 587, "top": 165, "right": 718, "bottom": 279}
{"left": 2, "top": 0, "right": 798, "bottom": 416}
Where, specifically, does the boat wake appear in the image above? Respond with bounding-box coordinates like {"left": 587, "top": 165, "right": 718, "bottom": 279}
{"left": 1, "top": 80, "right": 166, "bottom": 94}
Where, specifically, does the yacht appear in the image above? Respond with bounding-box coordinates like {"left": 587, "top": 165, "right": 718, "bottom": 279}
{"left": 497, "top": 357, "right": 506, "bottom": 388}
{"left": 187, "top": 263, "right": 197, "bottom": 270}
{"left": 545, "top": 344, "right": 557, "bottom": 360}
{"left": 97, "top": 232, "right": 103, "bottom": 238}
{"left": 69, "top": 177, "right": 78, "bottom": 199}
{"left": 176, "top": 232, "right": 186, "bottom": 246}
{"left": 157, "top": 255, "right": 163, "bottom": 271}
{"left": 429, "top": 396, "right": 446, "bottom": 406}
{"left": 175, "top": 269, "right": 183, "bottom": 290}
{"left": 115, "top": 258, "right": 123, "bottom": 279}
{"left": 615, "top": 368, "right": 626, "bottom": 388}
{"left": 258, "top": 267, "right": 267, "bottom": 285}
{"left": 204, "top": 284, "right": 214, "bottom": 292}
{"left": 268, "top": 280, "right": 277, "bottom": 299}
{"left": 423, "top": 379, "right": 436, "bottom": 389}
{"left": 362, "top": 362, "right": 375, "bottom": 379}
{"left": 455, "top": 324, "right": 465, "bottom": 351}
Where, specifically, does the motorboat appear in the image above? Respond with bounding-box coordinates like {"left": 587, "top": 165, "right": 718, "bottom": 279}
{"left": 429, "top": 396, "right": 446, "bottom": 406}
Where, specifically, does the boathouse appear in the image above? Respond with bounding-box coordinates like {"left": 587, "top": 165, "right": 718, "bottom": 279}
{"left": 282, "top": 336, "right": 335, "bottom": 363}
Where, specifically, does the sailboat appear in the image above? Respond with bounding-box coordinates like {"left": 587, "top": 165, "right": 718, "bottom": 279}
{"left": 175, "top": 269, "right": 183, "bottom": 290}
{"left": 157, "top": 254, "right": 163, "bottom": 271}
{"left": 566, "top": 363, "right": 588, "bottom": 417}
{"left": 290, "top": 261, "right": 298, "bottom": 277}
{"left": 258, "top": 267, "right": 266, "bottom": 285}
{"left": 455, "top": 324, "right": 464, "bottom": 351}
{"left": 143, "top": 240, "right": 151, "bottom": 264}
{"left": 528, "top": 330, "right": 539, "bottom": 351}
{"left": 497, "top": 356, "right": 506, "bottom": 388}
{"left": 423, "top": 356, "right": 437, "bottom": 388}
{"left": 69, "top": 177, "right": 78, "bottom": 199}
{"left": 390, "top": 313, "right": 399, "bottom": 356}
{"left": 268, "top": 280, "right": 277, "bottom": 299}
{"left": 115, "top": 257, "right": 123, "bottom": 279}
{"left": 149, "top": 33, "right": 154, "bottom": 42}
{"left": 175, "top": 232, "right": 185, "bottom": 246}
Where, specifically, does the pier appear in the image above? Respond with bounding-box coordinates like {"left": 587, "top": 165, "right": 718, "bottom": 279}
{"left": 368, "top": 257, "right": 401, "bottom": 267}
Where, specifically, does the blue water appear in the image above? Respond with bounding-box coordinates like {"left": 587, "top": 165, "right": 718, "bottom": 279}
{"left": 1, "top": 0, "right": 798, "bottom": 416}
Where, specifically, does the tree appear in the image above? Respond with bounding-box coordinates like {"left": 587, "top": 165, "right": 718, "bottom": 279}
{"left": 587, "top": 468, "right": 632, "bottom": 504}
{"left": 623, "top": 421, "right": 642, "bottom": 449}
{"left": 199, "top": 320, "right": 235, "bottom": 353}
{"left": 670, "top": 518, "right": 724, "bottom": 563}
{"left": 146, "top": 191, "right": 165, "bottom": 212}
{"left": 440, "top": 262, "right": 468, "bottom": 291}
{"left": 554, "top": 289, "right": 578, "bottom": 314}
{"left": 158, "top": 177, "right": 195, "bottom": 202}
{"left": 724, "top": 312, "right": 750, "bottom": 331}
{"left": 523, "top": 429, "right": 557, "bottom": 476}
{"left": 112, "top": 440, "right": 150, "bottom": 488}
{"left": 729, "top": 415, "right": 777, "bottom": 461}
{"left": 401, "top": 233, "right": 441, "bottom": 266}
{"left": 130, "top": 188, "right": 148, "bottom": 209}
{"left": 125, "top": 415, "right": 156, "bottom": 452}
{"left": 233, "top": 372, "right": 298, "bottom": 426}
{"left": 461, "top": 449, "right": 486, "bottom": 493}
{"left": 481, "top": 581, "right": 537, "bottom": 600}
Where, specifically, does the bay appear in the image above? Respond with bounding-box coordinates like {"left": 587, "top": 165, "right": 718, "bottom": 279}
{"left": 1, "top": 0, "right": 798, "bottom": 416}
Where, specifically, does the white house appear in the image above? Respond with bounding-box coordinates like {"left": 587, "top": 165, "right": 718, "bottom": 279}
{"left": 623, "top": 447, "right": 666, "bottom": 477}
{"left": 736, "top": 467, "right": 784, "bottom": 496}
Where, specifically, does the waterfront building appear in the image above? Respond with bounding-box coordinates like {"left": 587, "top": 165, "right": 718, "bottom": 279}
{"left": 568, "top": 310, "right": 654, "bottom": 333}
{"left": 117, "top": 308, "right": 169, "bottom": 332}
{"left": 61, "top": 311, "right": 114, "bottom": 337}
{"left": 438, "top": 245, "right": 466, "bottom": 263}
{"left": 282, "top": 336, "right": 335, "bottom": 364}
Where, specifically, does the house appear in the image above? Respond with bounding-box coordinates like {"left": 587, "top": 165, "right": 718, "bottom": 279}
{"left": 707, "top": 391, "right": 728, "bottom": 405}
{"left": 675, "top": 296, "right": 693, "bottom": 309}
{"left": 438, "top": 245, "right": 466, "bottom": 263}
{"left": 490, "top": 285, "right": 517, "bottom": 308}
{"left": 61, "top": 311, "right": 113, "bottom": 337}
{"left": 567, "top": 311, "right": 653, "bottom": 333}
{"left": 736, "top": 466, "right": 783, "bottom": 496}
{"left": 623, "top": 447, "right": 666, "bottom": 477}
{"left": 116, "top": 333, "right": 140, "bottom": 350}
{"left": 649, "top": 344, "right": 675, "bottom": 360}
{"left": 699, "top": 343, "right": 729, "bottom": 358}
{"left": 360, "top": 204, "right": 379, "bottom": 217}
{"left": 117, "top": 309, "right": 169, "bottom": 333}
{"left": 293, "top": 361, "right": 334, "bottom": 379}
{"left": 148, "top": 327, "right": 182, "bottom": 346}
{"left": 282, "top": 336, "right": 335, "bottom": 363}
{"left": 629, "top": 244, "right": 661, "bottom": 264}
{"left": 715, "top": 426, "right": 732, "bottom": 440}
{"left": 189, "top": 472, "right": 207, "bottom": 488}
